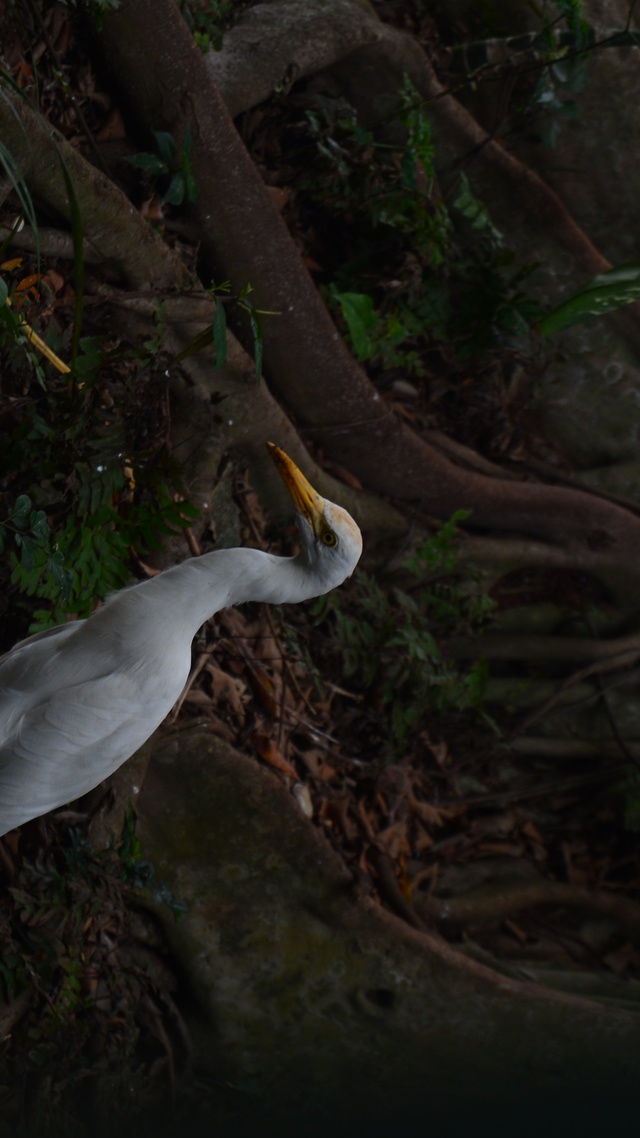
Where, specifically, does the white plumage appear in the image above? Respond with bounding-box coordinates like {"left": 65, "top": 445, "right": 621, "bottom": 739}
{"left": 0, "top": 445, "right": 362, "bottom": 836}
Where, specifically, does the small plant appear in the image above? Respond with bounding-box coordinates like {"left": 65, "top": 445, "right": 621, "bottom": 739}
{"left": 0, "top": 493, "right": 73, "bottom": 602}
{"left": 305, "top": 96, "right": 540, "bottom": 366}
{"left": 304, "top": 77, "right": 451, "bottom": 265}
{"left": 538, "top": 262, "right": 640, "bottom": 337}
{"left": 327, "top": 286, "right": 426, "bottom": 376}
{"left": 0, "top": 317, "right": 200, "bottom": 628}
{"left": 170, "top": 278, "right": 278, "bottom": 381}
{"left": 327, "top": 237, "right": 539, "bottom": 371}
{"left": 178, "top": 0, "right": 238, "bottom": 51}
{"left": 126, "top": 128, "right": 197, "bottom": 206}
{"left": 58, "top": 0, "right": 121, "bottom": 30}
{"left": 313, "top": 510, "right": 496, "bottom": 755}
{"left": 531, "top": 0, "right": 591, "bottom": 146}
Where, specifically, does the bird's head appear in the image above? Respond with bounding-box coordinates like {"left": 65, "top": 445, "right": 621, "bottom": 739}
{"left": 268, "top": 443, "right": 363, "bottom": 588}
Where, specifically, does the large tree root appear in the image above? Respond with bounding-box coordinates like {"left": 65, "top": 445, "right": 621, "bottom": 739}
{"left": 95, "top": 0, "right": 640, "bottom": 586}
{"left": 2, "top": 2, "right": 640, "bottom": 586}
{"left": 414, "top": 875, "right": 640, "bottom": 942}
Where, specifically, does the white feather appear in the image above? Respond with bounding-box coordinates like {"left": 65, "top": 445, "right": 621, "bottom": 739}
{"left": 0, "top": 488, "right": 362, "bottom": 835}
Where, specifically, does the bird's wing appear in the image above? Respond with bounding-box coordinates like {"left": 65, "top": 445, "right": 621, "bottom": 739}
{"left": 0, "top": 673, "right": 164, "bottom": 833}
{"left": 0, "top": 619, "right": 81, "bottom": 667}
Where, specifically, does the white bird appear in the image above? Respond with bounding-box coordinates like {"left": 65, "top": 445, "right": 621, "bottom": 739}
{"left": 0, "top": 444, "right": 362, "bottom": 836}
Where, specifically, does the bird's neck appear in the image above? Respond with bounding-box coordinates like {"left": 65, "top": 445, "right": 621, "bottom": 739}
{"left": 140, "top": 546, "right": 313, "bottom": 637}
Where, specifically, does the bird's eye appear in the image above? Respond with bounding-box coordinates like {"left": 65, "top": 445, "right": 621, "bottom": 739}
{"left": 322, "top": 529, "right": 338, "bottom": 547}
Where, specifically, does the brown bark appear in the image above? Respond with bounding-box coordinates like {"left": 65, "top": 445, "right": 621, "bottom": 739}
{"left": 415, "top": 875, "right": 640, "bottom": 940}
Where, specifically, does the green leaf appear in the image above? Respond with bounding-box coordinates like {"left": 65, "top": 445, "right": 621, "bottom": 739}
{"left": 153, "top": 131, "right": 177, "bottom": 165}
{"left": 167, "top": 324, "right": 213, "bottom": 366}
{"left": 183, "top": 167, "right": 198, "bottom": 203}
{"left": 332, "top": 291, "right": 377, "bottom": 360}
{"left": 0, "top": 277, "right": 8, "bottom": 305}
{"left": 213, "top": 298, "right": 228, "bottom": 369}
{"left": 57, "top": 150, "right": 85, "bottom": 370}
{"left": 30, "top": 513, "right": 50, "bottom": 543}
{"left": 18, "top": 535, "right": 37, "bottom": 571}
{"left": 126, "top": 151, "right": 168, "bottom": 176}
{"left": 453, "top": 173, "right": 502, "bottom": 244}
{"left": 247, "top": 306, "right": 263, "bottom": 381}
{"left": 538, "top": 262, "right": 640, "bottom": 337}
{"left": 47, "top": 552, "right": 73, "bottom": 603}
{"left": 10, "top": 495, "right": 32, "bottom": 531}
{"left": 163, "top": 172, "right": 185, "bottom": 206}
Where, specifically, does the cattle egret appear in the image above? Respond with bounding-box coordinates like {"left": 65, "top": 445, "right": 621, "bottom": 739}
{"left": 0, "top": 444, "right": 362, "bottom": 836}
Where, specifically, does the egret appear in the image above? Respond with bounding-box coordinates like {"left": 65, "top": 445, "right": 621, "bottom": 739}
{"left": 0, "top": 444, "right": 362, "bottom": 836}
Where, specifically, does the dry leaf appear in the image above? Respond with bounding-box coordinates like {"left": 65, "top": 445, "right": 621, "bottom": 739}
{"left": 428, "top": 739, "right": 450, "bottom": 769}
{"left": 206, "top": 663, "right": 246, "bottom": 721}
{"left": 413, "top": 820, "right": 433, "bottom": 854}
{"left": 94, "top": 106, "right": 124, "bottom": 143}
{"left": 249, "top": 666, "right": 280, "bottom": 716}
{"left": 355, "top": 798, "right": 376, "bottom": 842}
{"left": 252, "top": 732, "right": 298, "bottom": 779}
{"left": 471, "top": 810, "right": 518, "bottom": 838}
{"left": 266, "top": 185, "right": 290, "bottom": 212}
{"left": 376, "top": 820, "right": 410, "bottom": 860}
{"left": 318, "top": 795, "right": 358, "bottom": 842}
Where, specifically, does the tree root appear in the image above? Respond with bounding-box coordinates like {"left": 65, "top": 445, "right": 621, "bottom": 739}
{"left": 454, "top": 630, "right": 640, "bottom": 665}
{"left": 97, "top": 0, "right": 640, "bottom": 583}
{"left": 414, "top": 877, "right": 640, "bottom": 943}
{"left": 512, "top": 652, "right": 640, "bottom": 739}
{"left": 7, "top": 0, "right": 640, "bottom": 601}
{"left": 0, "top": 92, "right": 185, "bottom": 290}
{"left": 206, "top": 0, "right": 391, "bottom": 118}
{"left": 508, "top": 737, "right": 640, "bottom": 762}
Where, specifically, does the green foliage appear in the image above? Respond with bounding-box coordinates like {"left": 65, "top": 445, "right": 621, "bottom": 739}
{"left": 127, "top": 128, "right": 197, "bottom": 206}
{"left": 178, "top": 0, "right": 237, "bottom": 52}
{"left": 0, "top": 493, "right": 73, "bottom": 603}
{"left": 328, "top": 238, "right": 539, "bottom": 371}
{"left": 0, "top": 139, "right": 40, "bottom": 271}
{"left": 57, "top": 0, "right": 121, "bottom": 31}
{"left": 304, "top": 84, "right": 540, "bottom": 364}
{"left": 453, "top": 173, "right": 503, "bottom": 247}
{"left": 538, "top": 262, "right": 640, "bottom": 337}
{"left": 313, "top": 511, "right": 495, "bottom": 755}
{"left": 327, "top": 286, "right": 425, "bottom": 375}
{"left": 523, "top": 1, "right": 592, "bottom": 146}
{"left": 304, "top": 77, "right": 451, "bottom": 265}
{"left": 0, "top": 325, "right": 200, "bottom": 627}
{"left": 169, "top": 278, "right": 277, "bottom": 381}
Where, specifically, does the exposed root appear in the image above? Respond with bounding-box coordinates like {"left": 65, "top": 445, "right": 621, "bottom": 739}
{"left": 414, "top": 878, "right": 640, "bottom": 943}
{"left": 454, "top": 630, "right": 640, "bottom": 665}
{"left": 512, "top": 652, "right": 640, "bottom": 739}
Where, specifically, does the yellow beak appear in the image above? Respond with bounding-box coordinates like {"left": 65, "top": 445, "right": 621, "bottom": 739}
{"left": 267, "top": 443, "right": 325, "bottom": 531}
